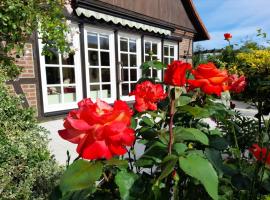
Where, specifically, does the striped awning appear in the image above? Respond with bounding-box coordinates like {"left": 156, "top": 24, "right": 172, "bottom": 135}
{"left": 75, "top": 8, "right": 171, "bottom": 36}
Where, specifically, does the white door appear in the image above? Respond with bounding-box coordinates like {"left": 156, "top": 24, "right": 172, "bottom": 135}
{"left": 118, "top": 33, "right": 141, "bottom": 101}
{"left": 84, "top": 26, "right": 116, "bottom": 103}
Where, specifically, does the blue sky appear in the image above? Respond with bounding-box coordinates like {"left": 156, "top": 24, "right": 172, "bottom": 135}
{"left": 193, "top": 0, "right": 270, "bottom": 50}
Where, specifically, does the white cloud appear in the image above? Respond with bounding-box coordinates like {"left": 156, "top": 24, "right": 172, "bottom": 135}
{"left": 193, "top": 0, "right": 270, "bottom": 49}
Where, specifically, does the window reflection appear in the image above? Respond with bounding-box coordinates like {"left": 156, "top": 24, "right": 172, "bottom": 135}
{"left": 46, "top": 67, "right": 60, "bottom": 84}
{"left": 47, "top": 86, "right": 61, "bottom": 105}
{"left": 45, "top": 49, "right": 59, "bottom": 64}
{"left": 89, "top": 68, "right": 100, "bottom": 83}
{"left": 89, "top": 50, "right": 99, "bottom": 66}
{"left": 88, "top": 33, "right": 98, "bottom": 49}
{"left": 64, "top": 86, "right": 76, "bottom": 103}
{"left": 63, "top": 68, "right": 75, "bottom": 84}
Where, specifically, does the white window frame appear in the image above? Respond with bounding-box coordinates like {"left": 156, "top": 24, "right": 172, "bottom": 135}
{"left": 144, "top": 37, "right": 162, "bottom": 80}
{"left": 118, "top": 32, "right": 141, "bottom": 101}
{"left": 39, "top": 23, "right": 83, "bottom": 113}
{"left": 163, "top": 41, "right": 178, "bottom": 64}
{"left": 84, "top": 26, "right": 116, "bottom": 103}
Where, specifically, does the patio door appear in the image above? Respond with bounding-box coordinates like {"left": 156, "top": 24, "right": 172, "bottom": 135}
{"left": 84, "top": 26, "right": 117, "bottom": 103}
{"left": 118, "top": 33, "right": 141, "bottom": 101}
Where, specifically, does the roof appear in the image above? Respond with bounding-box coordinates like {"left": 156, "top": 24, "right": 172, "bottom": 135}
{"left": 72, "top": 0, "right": 210, "bottom": 41}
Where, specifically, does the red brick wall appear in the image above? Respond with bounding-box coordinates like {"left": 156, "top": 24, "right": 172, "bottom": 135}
{"left": 17, "top": 44, "right": 35, "bottom": 78}
{"left": 7, "top": 43, "right": 39, "bottom": 111}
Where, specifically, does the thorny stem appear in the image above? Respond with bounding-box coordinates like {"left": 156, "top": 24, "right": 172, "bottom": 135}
{"left": 168, "top": 99, "right": 175, "bottom": 155}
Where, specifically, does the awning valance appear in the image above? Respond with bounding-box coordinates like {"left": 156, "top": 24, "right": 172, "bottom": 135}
{"left": 75, "top": 8, "right": 171, "bottom": 36}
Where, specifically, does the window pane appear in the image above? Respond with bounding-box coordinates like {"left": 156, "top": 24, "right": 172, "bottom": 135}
{"left": 100, "top": 35, "right": 109, "bottom": 49}
{"left": 170, "top": 47, "right": 174, "bottom": 56}
{"left": 89, "top": 51, "right": 99, "bottom": 66}
{"left": 88, "top": 33, "right": 98, "bottom": 49}
{"left": 89, "top": 68, "right": 100, "bottom": 83}
{"left": 63, "top": 68, "right": 75, "bottom": 84}
{"left": 164, "top": 57, "right": 169, "bottom": 65}
{"left": 62, "top": 53, "right": 74, "bottom": 65}
{"left": 123, "top": 69, "right": 129, "bottom": 81}
{"left": 45, "top": 49, "right": 59, "bottom": 64}
{"left": 129, "top": 40, "right": 136, "bottom": 52}
{"left": 47, "top": 86, "right": 61, "bottom": 105}
{"left": 102, "top": 85, "right": 111, "bottom": 98}
{"left": 170, "top": 58, "right": 174, "bottom": 64}
{"left": 46, "top": 67, "right": 60, "bottom": 84}
{"left": 121, "top": 83, "right": 129, "bottom": 96}
{"left": 145, "top": 56, "right": 150, "bottom": 62}
{"left": 101, "top": 68, "right": 110, "bottom": 82}
{"left": 153, "top": 69, "right": 158, "bottom": 77}
{"left": 130, "top": 69, "right": 137, "bottom": 81}
{"left": 152, "top": 43, "right": 157, "bottom": 54}
{"left": 64, "top": 86, "right": 76, "bottom": 103}
{"left": 120, "top": 38, "right": 128, "bottom": 52}
{"left": 130, "top": 55, "right": 137, "bottom": 67}
{"left": 90, "top": 85, "right": 100, "bottom": 99}
{"left": 121, "top": 53, "right": 128, "bottom": 66}
{"left": 100, "top": 52, "right": 110, "bottom": 66}
{"left": 152, "top": 56, "right": 157, "bottom": 60}
{"left": 164, "top": 46, "right": 169, "bottom": 56}
{"left": 131, "top": 83, "right": 136, "bottom": 91}
{"left": 145, "top": 68, "right": 151, "bottom": 77}
{"left": 145, "top": 42, "right": 151, "bottom": 54}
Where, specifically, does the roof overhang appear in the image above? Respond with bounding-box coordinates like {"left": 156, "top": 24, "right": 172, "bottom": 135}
{"left": 75, "top": 7, "right": 172, "bottom": 35}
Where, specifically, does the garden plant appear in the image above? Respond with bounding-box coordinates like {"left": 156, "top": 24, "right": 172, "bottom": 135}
{"left": 54, "top": 49, "right": 270, "bottom": 199}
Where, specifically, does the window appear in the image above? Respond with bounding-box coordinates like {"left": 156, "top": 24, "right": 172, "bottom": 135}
{"left": 118, "top": 33, "right": 141, "bottom": 101}
{"left": 144, "top": 38, "right": 162, "bottom": 79}
{"left": 163, "top": 42, "right": 178, "bottom": 65}
{"left": 39, "top": 24, "right": 82, "bottom": 113}
{"left": 84, "top": 26, "right": 116, "bottom": 103}
{"left": 163, "top": 41, "right": 178, "bottom": 79}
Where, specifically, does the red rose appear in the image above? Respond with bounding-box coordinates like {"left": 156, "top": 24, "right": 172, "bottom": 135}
{"left": 58, "top": 98, "right": 135, "bottom": 160}
{"left": 228, "top": 74, "right": 247, "bottom": 93}
{"left": 249, "top": 144, "right": 270, "bottom": 165}
{"left": 164, "top": 60, "right": 192, "bottom": 86}
{"left": 224, "top": 33, "right": 232, "bottom": 41}
{"left": 188, "top": 62, "right": 229, "bottom": 96}
{"left": 129, "top": 81, "right": 167, "bottom": 112}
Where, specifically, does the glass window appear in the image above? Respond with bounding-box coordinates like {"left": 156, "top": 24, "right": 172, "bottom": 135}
{"left": 100, "top": 35, "right": 109, "bottom": 50}
{"left": 46, "top": 67, "right": 60, "bottom": 84}
{"left": 89, "top": 51, "right": 99, "bottom": 66}
{"left": 88, "top": 34, "right": 98, "bottom": 49}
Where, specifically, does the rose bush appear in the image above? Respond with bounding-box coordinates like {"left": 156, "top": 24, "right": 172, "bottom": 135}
{"left": 54, "top": 56, "right": 270, "bottom": 200}
{"left": 59, "top": 99, "right": 135, "bottom": 160}
{"left": 164, "top": 60, "right": 192, "bottom": 86}
{"left": 129, "top": 81, "right": 167, "bottom": 112}
{"left": 188, "top": 62, "right": 229, "bottom": 96}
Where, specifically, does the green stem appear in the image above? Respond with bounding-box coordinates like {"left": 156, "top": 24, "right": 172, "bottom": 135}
{"left": 168, "top": 99, "right": 175, "bottom": 155}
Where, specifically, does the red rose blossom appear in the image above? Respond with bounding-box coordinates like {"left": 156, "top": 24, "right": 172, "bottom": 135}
{"left": 58, "top": 98, "right": 135, "bottom": 160}
{"left": 129, "top": 81, "right": 167, "bottom": 112}
{"left": 187, "top": 62, "right": 229, "bottom": 96}
{"left": 224, "top": 33, "right": 232, "bottom": 41}
{"left": 164, "top": 60, "right": 192, "bottom": 86}
{"left": 228, "top": 74, "right": 247, "bottom": 93}
{"left": 249, "top": 144, "right": 270, "bottom": 165}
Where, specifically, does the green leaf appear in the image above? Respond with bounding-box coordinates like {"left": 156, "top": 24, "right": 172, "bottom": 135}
{"left": 141, "top": 116, "right": 154, "bottom": 127}
{"left": 179, "top": 153, "right": 219, "bottom": 200}
{"left": 173, "top": 143, "right": 188, "bottom": 156}
{"left": 131, "top": 117, "right": 137, "bottom": 129}
{"left": 135, "top": 141, "right": 167, "bottom": 167}
{"left": 60, "top": 160, "right": 103, "bottom": 195}
{"left": 115, "top": 170, "right": 139, "bottom": 200}
{"left": 158, "top": 155, "right": 178, "bottom": 180}
{"left": 105, "top": 158, "right": 129, "bottom": 168}
{"left": 176, "top": 96, "right": 192, "bottom": 107}
{"left": 174, "top": 127, "right": 209, "bottom": 145}
{"left": 181, "top": 105, "right": 211, "bottom": 118}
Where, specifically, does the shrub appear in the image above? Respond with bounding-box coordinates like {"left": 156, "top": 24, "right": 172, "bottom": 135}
{"left": 0, "top": 70, "right": 62, "bottom": 199}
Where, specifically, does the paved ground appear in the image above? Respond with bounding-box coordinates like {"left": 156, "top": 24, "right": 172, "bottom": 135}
{"left": 40, "top": 100, "right": 266, "bottom": 165}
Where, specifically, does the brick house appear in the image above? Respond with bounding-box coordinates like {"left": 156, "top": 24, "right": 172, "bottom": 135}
{"left": 9, "top": 0, "right": 209, "bottom": 118}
